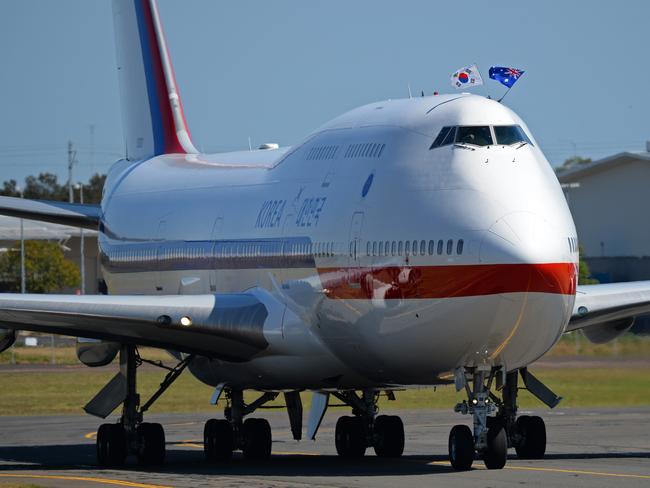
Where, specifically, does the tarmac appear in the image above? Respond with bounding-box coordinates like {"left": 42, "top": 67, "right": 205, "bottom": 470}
{"left": 0, "top": 407, "right": 649, "bottom": 487}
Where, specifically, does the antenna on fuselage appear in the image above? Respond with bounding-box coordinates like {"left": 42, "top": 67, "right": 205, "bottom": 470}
{"left": 408, "top": 83, "right": 412, "bottom": 99}
{"left": 248, "top": 136, "right": 252, "bottom": 151}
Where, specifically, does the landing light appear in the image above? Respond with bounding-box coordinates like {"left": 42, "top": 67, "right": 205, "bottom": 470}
{"left": 180, "top": 316, "right": 193, "bottom": 327}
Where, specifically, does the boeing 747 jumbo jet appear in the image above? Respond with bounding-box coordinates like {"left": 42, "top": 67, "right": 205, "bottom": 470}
{"left": 1, "top": 0, "right": 649, "bottom": 471}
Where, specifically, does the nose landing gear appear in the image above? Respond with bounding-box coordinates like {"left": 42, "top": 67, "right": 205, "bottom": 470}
{"left": 448, "top": 366, "right": 554, "bottom": 470}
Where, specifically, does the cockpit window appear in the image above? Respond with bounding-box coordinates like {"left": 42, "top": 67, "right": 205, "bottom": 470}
{"left": 494, "top": 125, "right": 532, "bottom": 146}
{"left": 455, "top": 126, "right": 493, "bottom": 146}
{"left": 429, "top": 127, "right": 454, "bottom": 149}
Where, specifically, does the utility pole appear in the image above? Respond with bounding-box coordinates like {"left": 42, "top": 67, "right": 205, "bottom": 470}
{"left": 75, "top": 183, "right": 86, "bottom": 295}
{"left": 67, "top": 140, "right": 77, "bottom": 204}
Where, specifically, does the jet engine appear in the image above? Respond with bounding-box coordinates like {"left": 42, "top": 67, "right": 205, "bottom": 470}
{"left": 0, "top": 328, "right": 15, "bottom": 353}
{"left": 76, "top": 338, "right": 120, "bottom": 367}
{"left": 582, "top": 317, "right": 635, "bottom": 344}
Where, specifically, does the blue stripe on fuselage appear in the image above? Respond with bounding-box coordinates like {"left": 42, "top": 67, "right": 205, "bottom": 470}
{"left": 134, "top": 0, "right": 164, "bottom": 156}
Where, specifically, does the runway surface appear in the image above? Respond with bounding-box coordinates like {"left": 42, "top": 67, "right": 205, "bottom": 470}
{"left": 0, "top": 408, "right": 649, "bottom": 487}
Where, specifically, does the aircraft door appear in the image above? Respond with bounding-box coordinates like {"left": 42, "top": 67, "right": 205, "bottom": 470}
{"left": 347, "top": 211, "right": 365, "bottom": 294}
{"left": 209, "top": 217, "right": 223, "bottom": 292}
{"left": 348, "top": 212, "right": 364, "bottom": 267}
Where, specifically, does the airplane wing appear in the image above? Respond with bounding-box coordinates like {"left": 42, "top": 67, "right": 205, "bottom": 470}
{"left": 0, "top": 292, "right": 272, "bottom": 362}
{"left": 566, "top": 281, "right": 650, "bottom": 343}
{"left": 0, "top": 196, "right": 101, "bottom": 230}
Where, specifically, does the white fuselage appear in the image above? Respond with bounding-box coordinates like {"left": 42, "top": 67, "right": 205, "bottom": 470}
{"left": 99, "top": 94, "right": 578, "bottom": 389}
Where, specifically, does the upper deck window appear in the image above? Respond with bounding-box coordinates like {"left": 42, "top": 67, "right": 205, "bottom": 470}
{"left": 494, "top": 125, "right": 532, "bottom": 146}
{"left": 455, "top": 126, "right": 493, "bottom": 146}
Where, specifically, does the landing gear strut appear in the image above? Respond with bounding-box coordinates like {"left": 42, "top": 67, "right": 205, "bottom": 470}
{"left": 500, "top": 370, "right": 547, "bottom": 459}
{"left": 95, "top": 345, "right": 193, "bottom": 466}
{"left": 449, "top": 367, "right": 506, "bottom": 470}
{"left": 203, "top": 389, "right": 279, "bottom": 462}
{"left": 333, "top": 389, "right": 404, "bottom": 458}
{"left": 448, "top": 366, "right": 549, "bottom": 470}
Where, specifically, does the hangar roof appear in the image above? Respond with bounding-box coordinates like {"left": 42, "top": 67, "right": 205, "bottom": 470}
{"left": 557, "top": 151, "right": 650, "bottom": 182}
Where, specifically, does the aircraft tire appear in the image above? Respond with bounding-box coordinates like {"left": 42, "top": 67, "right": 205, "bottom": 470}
{"left": 448, "top": 424, "right": 474, "bottom": 470}
{"left": 373, "top": 415, "right": 404, "bottom": 457}
{"left": 97, "top": 423, "right": 126, "bottom": 467}
{"left": 137, "top": 422, "right": 166, "bottom": 465}
{"left": 483, "top": 425, "right": 507, "bottom": 469}
{"left": 335, "top": 416, "right": 366, "bottom": 458}
{"left": 515, "top": 415, "right": 546, "bottom": 459}
{"left": 242, "top": 418, "right": 272, "bottom": 460}
{"left": 204, "top": 418, "right": 234, "bottom": 462}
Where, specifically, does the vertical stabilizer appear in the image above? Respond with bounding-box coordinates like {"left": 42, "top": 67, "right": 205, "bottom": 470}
{"left": 112, "top": 0, "right": 198, "bottom": 160}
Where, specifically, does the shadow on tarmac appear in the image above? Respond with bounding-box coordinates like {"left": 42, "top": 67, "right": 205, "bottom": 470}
{"left": 1, "top": 442, "right": 649, "bottom": 478}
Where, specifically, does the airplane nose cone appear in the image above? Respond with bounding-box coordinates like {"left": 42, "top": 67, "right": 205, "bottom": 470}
{"left": 480, "top": 212, "right": 567, "bottom": 265}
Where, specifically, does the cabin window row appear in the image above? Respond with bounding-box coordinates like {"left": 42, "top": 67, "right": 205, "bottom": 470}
{"left": 344, "top": 142, "right": 386, "bottom": 159}
{"left": 306, "top": 145, "right": 339, "bottom": 161}
{"left": 363, "top": 239, "right": 464, "bottom": 257}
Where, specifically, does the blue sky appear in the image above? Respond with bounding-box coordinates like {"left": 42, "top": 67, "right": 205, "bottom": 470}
{"left": 1, "top": 0, "right": 649, "bottom": 186}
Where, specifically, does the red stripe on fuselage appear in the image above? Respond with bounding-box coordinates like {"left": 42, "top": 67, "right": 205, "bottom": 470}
{"left": 317, "top": 263, "right": 577, "bottom": 299}
{"left": 141, "top": 1, "right": 184, "bottom": 154}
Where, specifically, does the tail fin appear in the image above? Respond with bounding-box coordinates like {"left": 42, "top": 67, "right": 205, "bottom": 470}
{"left": 112, "top": 0, "right": 198, "bottom": 160}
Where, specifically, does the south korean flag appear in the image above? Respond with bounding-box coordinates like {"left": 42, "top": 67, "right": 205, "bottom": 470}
{"left": 450, "top": 64, "right": 484, "bottom": 89}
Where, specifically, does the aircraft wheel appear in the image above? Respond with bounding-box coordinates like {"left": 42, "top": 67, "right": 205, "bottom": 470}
{"left": 483, "top": 425, "right": 507, "bottom": 469}
{"left": 97, "top": 423, "right": 126, "bottom": 467}
{"left": 515, "top": 415, "right": 546, "bottom": 459}
{"left": 242, "top": 418, "right": 272, "bottom": 460}
{"left": 335, "top": 416, "right": 366, "bottom": 458}
{"left": 373, "top": 415, "right": 404, "bottom": 457}
{"left": 448, "top": 424, "right": 473, "bottom": 470}
{"left": 204, "top": 419, "right": 234, "bottom": 462}
{"left": 137, "top": 422, "right": 166, "bottom": 465}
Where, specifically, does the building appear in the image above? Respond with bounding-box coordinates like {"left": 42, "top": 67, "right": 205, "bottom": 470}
{"left": 0, "top": 215, "right": 100, "bottom": 294}
{"left": 557, "top": 149, "right": 650, "bottom": 283}
{"left": 558, "top": 149, "right": 650, "bottom": 333}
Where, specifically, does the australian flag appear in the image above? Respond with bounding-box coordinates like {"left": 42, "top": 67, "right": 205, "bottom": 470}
{"left": 489, "top": 66, "right": 525, "bottom": 88}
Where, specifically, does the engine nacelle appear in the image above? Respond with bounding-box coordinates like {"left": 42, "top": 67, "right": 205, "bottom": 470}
{"left": 0, "top": 328, "right": 16, "bottom": 353}
{"left": 76, "top": 338, "right": 119, "bottom": 367}
{"left": 582, "top": 317, "right": 635, "bottom": 344}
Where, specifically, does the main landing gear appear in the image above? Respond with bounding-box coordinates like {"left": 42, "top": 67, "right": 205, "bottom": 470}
{"left": 333, "top": 390, "right": 405, "bottom": 458}
{"left": 93, "top": 345, "right": 193, "bottom": 466}
{"left": 203, "top": 389, "right": 282, "bottom": 462}
{"left": 448, "top": 366, "right": 555, "bottom": 470}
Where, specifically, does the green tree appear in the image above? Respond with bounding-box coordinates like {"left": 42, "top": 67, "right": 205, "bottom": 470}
{"left": 0, "top": 172, "right": 106, "bottom": 204}
{"left": 578, "top": 245, "right": 599, "bottom": 285}
{"left": 556, "top": 156, "right": 592, "bottom": 173}
{"left": 0, "top": 241, "right": 80, "bottom": 293}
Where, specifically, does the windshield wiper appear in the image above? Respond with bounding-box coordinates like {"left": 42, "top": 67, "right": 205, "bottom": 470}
{"left": 453, "top": 143, "right": 476, "bottom": 151}
{"left": 514, "top": 141, "right": 529, "bottom": 149}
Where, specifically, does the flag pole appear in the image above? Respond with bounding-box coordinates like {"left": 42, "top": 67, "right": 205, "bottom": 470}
{"left": 497, "top": 86, "right": 513, "bottom": 103}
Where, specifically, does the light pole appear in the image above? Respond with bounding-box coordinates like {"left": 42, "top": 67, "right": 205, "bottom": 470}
{"left": 74, "top": 183, "right": 85, "bottom": 295}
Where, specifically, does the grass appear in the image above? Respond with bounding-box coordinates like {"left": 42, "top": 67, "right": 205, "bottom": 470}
{"left": 3, "top": 334, "right": 649, "bottom": 366}
{"left": 0, "top": 365, "right": 648, "bottom": 416}
{"left": 0, "top": 345, "right": 173, "bottom": 365}
{"left": 1, "top": 334, "right": 648, "bottom": 416}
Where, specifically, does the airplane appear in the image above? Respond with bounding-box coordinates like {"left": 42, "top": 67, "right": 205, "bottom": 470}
{"left": 1, "top": 0, "right": 649, "bottom": 471}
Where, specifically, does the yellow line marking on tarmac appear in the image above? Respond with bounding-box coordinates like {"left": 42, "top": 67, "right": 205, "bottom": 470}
{"left": 0, "top": 473, "right": 171, "bottom": 488}
{"left": 428, "top": 461, "right": 650, "bottom": 479}
{"left": 85, "top": 431, "right": 97, "bottom": 440}
{"left": 175, "top": 441, "right": 319, "bottom": 456}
